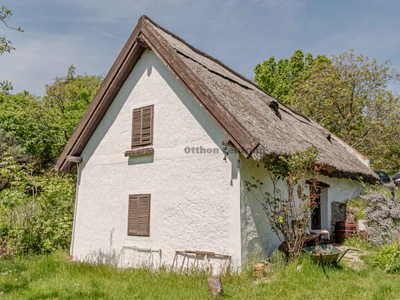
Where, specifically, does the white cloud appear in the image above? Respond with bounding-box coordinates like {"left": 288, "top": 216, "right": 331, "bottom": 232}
{"left": 0, "top": 30, "right": 114, "bottom": 95}
{"left": 0, "top": 0, "right": 399, "bottom": 97}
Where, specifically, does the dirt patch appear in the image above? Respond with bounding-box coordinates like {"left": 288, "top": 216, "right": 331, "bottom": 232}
{"left": 333, "top": 244, "right": 369, "bottom": 270}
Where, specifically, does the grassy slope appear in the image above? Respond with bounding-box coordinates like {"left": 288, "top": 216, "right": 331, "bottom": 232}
{"left": 1, "top": 251, "right": 400, "bottom": 299}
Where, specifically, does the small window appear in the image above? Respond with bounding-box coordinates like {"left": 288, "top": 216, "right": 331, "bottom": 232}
{"left": 132, "top": 105, "right": 154, "bottom": 148}
{"left": 128, "top": 194, "right": 151, "bottom": 236}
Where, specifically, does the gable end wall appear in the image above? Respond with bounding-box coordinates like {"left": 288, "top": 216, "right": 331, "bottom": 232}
{"left": 72, "top": 50, "right": 243, "bottom": 269}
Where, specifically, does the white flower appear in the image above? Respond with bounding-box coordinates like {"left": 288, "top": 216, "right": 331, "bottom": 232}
{"left": 15, "top": 279, "right": 18, "bottom": 281}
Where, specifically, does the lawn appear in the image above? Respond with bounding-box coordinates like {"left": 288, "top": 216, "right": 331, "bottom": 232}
{"left": 1, "top": 250, "right": 400, "bottom": 299}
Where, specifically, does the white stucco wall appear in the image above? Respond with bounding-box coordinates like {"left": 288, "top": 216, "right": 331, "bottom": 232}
{"left": 71, "top": 48, "right": 367, "bottom": 270}
{"left": 72, "top": 50, "right": 243, "bottom": 270}
{"left": 239, "top": 158, "right": 363, "bottom": 262}
{"left": 322, "top": 175, "right": 362, "bottom": 233}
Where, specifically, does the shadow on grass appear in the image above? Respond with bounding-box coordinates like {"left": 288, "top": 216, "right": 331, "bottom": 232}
{"left": 22, "top": 290, "right": 107, "bottom": 300}
{"left": 2, "top": 279, "right": 107, "bottom": 300}
{"left": 307, "top": 255, "right": 349, "bottom": 280}
{"left": 2, "top": 280, "right": 29, "bottom": 293}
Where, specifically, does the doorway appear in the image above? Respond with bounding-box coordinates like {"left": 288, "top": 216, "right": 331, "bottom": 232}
{"left": 311, "top": 188, "right": 321, "bottom": 230}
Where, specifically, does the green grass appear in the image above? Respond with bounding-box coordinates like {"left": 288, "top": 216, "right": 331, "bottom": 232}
{"left": 0, "top": 251, "right": 400, "bottom": 299}
{"left": 344, "top": 236, "right": 377, "bottom": 252}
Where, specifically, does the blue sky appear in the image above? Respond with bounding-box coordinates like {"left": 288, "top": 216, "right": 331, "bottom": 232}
{"left": 1, "top": 0, "right": 400, "bottom": 96}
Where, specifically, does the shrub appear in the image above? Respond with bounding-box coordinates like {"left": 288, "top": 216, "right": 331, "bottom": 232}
{"left": 348, "top": 196, "right": 367, "bottom": 211}
{"left": 0, "top": 156, "right": 75, "bottom": 254}
{"left": 356, "top": 210, "right": 364, "bottom": 220}
{"left": 362, "top": 183, "right": 400, "bottom": 246}
{"left": 365, "top": 243, "right": 400, "bottom": 273}
{"left": 0, "top": 238, "right": 18, "bottom": 259}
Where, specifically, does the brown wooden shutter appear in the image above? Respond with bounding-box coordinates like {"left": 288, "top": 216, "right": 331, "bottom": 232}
{"left": 132, "top": 110, "right": 142, "bottom": 147}
{"left": 128, "top": 194, "right": 150, "bottom": 236}
{"left": 132, "top": 105, "right": 154, "bottom": 148}
{"left": 138, "top": 195, "right": 150, "bottom": 236}
{"left": 128, "top": 195, "right": 139, "bottom": 236}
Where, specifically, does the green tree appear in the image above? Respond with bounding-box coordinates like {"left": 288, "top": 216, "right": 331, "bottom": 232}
{"left": 0, "top": 80, "right": 13, "bottom": 94}
{"left": 255, "top": 50, "right": 400, "bottom": 170}
{"left": 0, "top": 90, "right": 46, "bottom": 164}
{"left": 254, "top": 50, "right": 327, "bottom": 104}
{"left": 36, "top": 65, "right": 103, "bottom": 164}
{"left": 0, "top": 67, "right": 102, "bottom": 255}
{"left": 291, "top": 51, "right": 400, "bottom": 170}
{"left": 0, "top": 66, "right": 103, "bottom": 169}
{"left": 0, "top": 6, "right": 23, "bottom": 54}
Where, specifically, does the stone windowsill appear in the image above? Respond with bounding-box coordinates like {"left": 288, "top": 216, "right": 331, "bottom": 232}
{"left": 124, "top": 147, "right": 154, "bottom": 157}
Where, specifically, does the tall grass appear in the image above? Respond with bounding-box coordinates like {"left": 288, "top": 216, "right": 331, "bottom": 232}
{"left": 0, "top": 251, "right": 400, "bottom": 299}
{"left": 344, "top": 236, "right": 377, "bottom": 252}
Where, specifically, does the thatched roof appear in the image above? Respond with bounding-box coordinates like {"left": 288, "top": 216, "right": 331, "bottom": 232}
{"left": 56, "top": 16, "right": 378, "bottom": 183}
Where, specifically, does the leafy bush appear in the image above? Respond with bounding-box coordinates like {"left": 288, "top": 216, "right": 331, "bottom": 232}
{"left": 365, "top": 243, "right": 400, "bottom": 273}
{"left": 356, "top": 210, "right": 364, "bottom": 220}
{"left": 0, "top": 66, "right": 102, "bottom": 169}
{"left": 0, "top": 238, "right": 18, "bottom": 259}
{"left": 362, "top": 183, "right": 400, "bottom": 246}
{"left": 0, "top": 156, "right": 75, "bottom": 254}
{"left": 0, "top": 67, "right": 100, "bottom": 256}
{"left": 348, "top": 196, "right": 367, "bottom": 211}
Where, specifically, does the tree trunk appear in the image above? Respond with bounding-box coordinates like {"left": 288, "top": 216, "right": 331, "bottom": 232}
{"left": 207, "top": 274, "right": 223, "bottom": 298}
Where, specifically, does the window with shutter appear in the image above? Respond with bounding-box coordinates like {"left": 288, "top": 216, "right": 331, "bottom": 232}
{"left": 127, "top": 194, "right": 151, "bottom": 236}
{"left": 132, "top": 105, "right": 154, "bottom": 148}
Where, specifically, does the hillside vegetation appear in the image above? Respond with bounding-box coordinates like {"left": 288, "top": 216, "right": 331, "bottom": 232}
{"left": 0, "top": 67, "right": 102, "bottom": 255}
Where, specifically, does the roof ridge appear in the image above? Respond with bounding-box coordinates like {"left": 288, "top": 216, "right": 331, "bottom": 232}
{"left": 176, "top": 50, "right": 251, "bottom": 90}
{"left": 56, "top": 15, "right": 376, "bottom": 182}
{"left": 142, "top": 15, "right": 312, "bottom": 124}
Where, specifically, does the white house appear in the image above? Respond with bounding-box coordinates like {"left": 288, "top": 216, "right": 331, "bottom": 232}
{"left": 56, "top": 16, "right": 378, "bottom": 270}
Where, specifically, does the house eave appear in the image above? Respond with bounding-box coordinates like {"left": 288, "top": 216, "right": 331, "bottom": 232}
{"left": 56, "top": 15, "right": 259, "bottom": 173}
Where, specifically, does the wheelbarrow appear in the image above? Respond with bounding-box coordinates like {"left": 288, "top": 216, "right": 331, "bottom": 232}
{"left": 303, "top": 244, "right": 359, "bottom": 265}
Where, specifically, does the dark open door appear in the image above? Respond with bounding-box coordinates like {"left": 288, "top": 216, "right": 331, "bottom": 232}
{"left": 311, "top": 188, "right": 321, "bottom": 229}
